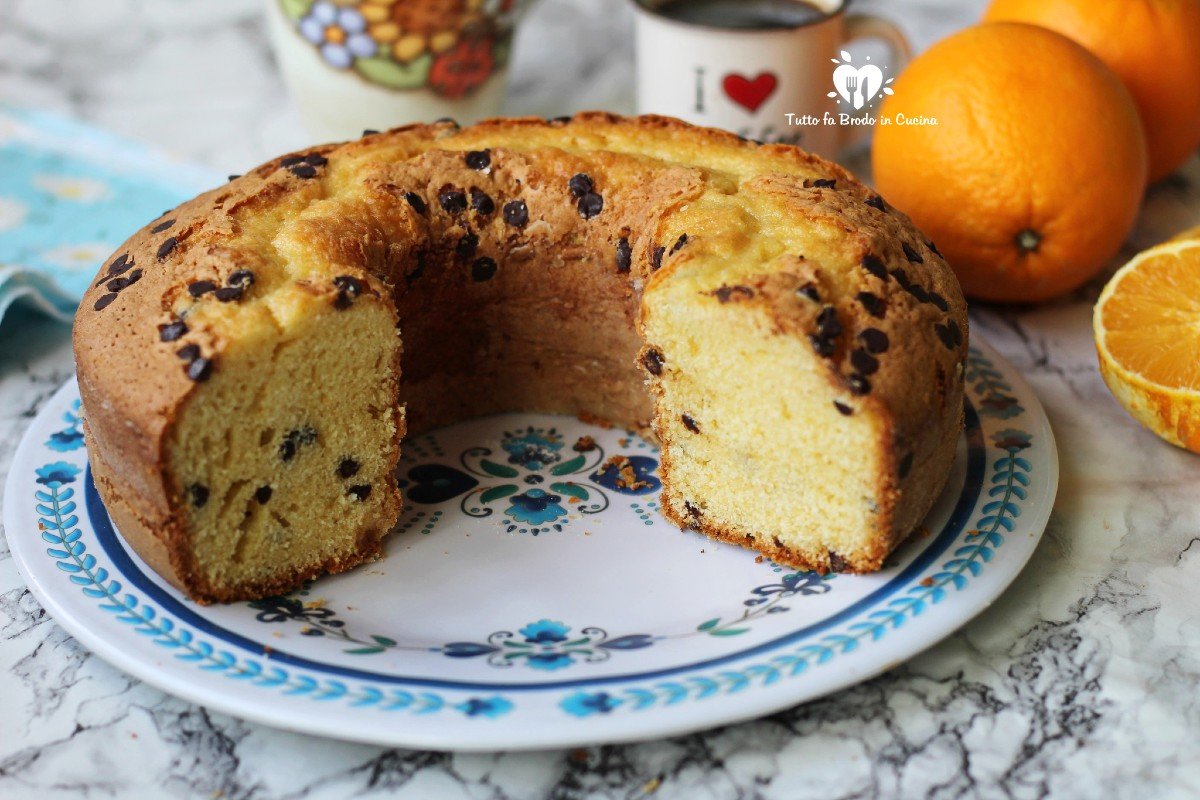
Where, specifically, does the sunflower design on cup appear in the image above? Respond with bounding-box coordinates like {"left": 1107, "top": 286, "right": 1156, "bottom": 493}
{"left": 280, "top": 0, "right": 520, "bottom": 98}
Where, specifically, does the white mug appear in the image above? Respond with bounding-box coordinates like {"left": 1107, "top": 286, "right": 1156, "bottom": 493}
{"left": 630, "top": 0, "right": 911, "bottom": 160}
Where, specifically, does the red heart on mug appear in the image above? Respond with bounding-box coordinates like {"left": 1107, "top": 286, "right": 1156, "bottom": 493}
{"left": 722, "top": 72, "right": 778, "bottom": 113}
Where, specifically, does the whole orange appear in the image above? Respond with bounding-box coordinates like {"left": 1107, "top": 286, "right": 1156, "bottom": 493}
{"left": 872, "top": 23, "right": 1147, "bottom": 303}
{"left": 985, "top": 0, "right": 1200, "bottom": 183}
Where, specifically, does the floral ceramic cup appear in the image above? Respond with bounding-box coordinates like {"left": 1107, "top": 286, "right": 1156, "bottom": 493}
{"left": 266, "top": 0, "right": 523, "bottom": 142}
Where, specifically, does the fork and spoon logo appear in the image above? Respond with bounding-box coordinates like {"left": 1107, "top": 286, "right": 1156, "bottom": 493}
{"left": 828, "top": 51, "right": 894, "bottom": 110}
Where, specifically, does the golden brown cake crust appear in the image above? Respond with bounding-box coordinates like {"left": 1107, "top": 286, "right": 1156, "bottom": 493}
{"left": 74, "top": 113, "right": 967, "bottom": 601}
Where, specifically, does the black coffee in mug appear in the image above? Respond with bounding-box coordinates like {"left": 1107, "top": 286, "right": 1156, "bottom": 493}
{"left": 655, "top": 0, "right": 830, "bottom": 30}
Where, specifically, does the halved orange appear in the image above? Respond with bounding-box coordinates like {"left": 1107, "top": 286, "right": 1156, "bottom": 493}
{"left": 1094, "top": 239, "right": 1200, "bottom": 453}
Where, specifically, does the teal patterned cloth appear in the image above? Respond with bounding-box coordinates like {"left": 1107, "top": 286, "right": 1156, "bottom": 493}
{"left": 0, "top": 106, "right": 219, "bottom": 328}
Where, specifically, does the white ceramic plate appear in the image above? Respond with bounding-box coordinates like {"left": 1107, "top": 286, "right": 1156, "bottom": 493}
{"left": 4, "top": 338, "right": 1056, "bottom": 751}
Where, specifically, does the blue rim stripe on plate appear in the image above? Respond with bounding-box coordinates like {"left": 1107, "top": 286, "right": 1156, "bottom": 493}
{"left": 82, "top": 402, "right": 986, "bottom": 692}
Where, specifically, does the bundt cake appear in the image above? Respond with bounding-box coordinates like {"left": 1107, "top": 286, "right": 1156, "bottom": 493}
{"left": 73, "top": 113, "right": 967, "bottom": 604}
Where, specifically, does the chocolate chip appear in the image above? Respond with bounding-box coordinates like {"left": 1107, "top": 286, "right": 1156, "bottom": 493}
{"left": 159, "top": 320, "right": 188, "bottom": 342}
{"left": 712, "top": 285, "right": 754, "bottom": 303}
{"left": 434, "top": 117, "right": 458, "bottom": 126}
{"left": 187, "top": 484, "right": 209, "bottom": 508}
{"left": 865, "top": 195, "right": 887, "bottom": 212}
{"left": 362, "top": 129, "right": 379, "bottom": 136}
{"left": 465, "top": 149, "right": 491, "bottom": 171}
{"left": 255, "top": 485, "right": 273, "bottom": 504}
{"left": 927, "top": 240, "right": 942, "bottom": 257}
{"left": 642, "top": 348, "right": 665, "bottom": 376}
{"left": 669, "top": 233, "right": 688, "bottom": 255}
{"left": 577, "top": 191, "right": 603, "bottom": 220}
{"left": 651, "top": 246, "right": 665, "bottom": 271}
{"left": 905, "top": 282, "right": 929, "bottom": 303}
{"left": 684, "top": 501, "right": 702, "bottom": 521}
{"left": 891, "top": 269, "right": 910, "bottom": 288}
{"left": 828, "top": 551, "right": 850, "bottom": 572}
{"left": 338, "top": 458, "right": 360, "bottom": 479}
{"left": 850, "top": 348, "right": 879, "bottom": 376}
{"left": 455, "top": 232, "right": 479, "bottom": 262}
{"left": 157, "top": 236, "right": 178, "bottom": 261}
{"left": 471, "top": 256, "right": 497, "bottom": 282}
{"left": 503, "top": 199, "right": 528, "bottom": 227}
{"left": 470, "top": 188, "right": 494, "bottom": 216}
{"left": 438, "top": 186, "right": 467, "bottom": 214}
{"left": 280, "top": 154, "right": 305, "bottom": 167}
{"left": 405, "top": 251, "right": 427, "bottom": 285}
{"left": 861, "top": 254, "right": 886, "bottom": 279}
{"left": 568, "top": 173, "right": 593, "bottom": 198}
{"left": 848, "top": 373, "right": 871, "bottom": 395}
{"left": 797, "top": 282, "right": 820, "bottom": 302}
{"left": 332, "top": 291, "right": 359, "bottom": 310}
{"left": 928, "top": 291, "right": 949, "bottom": 312}
{"left": 176, "top": 343, "right": 201, "bottom": 362}
{"left": 548, "top": 116, "right": 571, "bottom": 124}
{"left": 227, "top": 174, "right": 240, "bottom": 182}
{"left": 902, "top": 242, "right": 923, "bottom": 263}
{"left": 333, "top": 275, "right": 362, "bottom": 295}
{"left": 935, "top": 320, "right": 962, "bottom": 349}
{"left": 106, "top": 268, "right": 142, "bottom": 292}
{"left": 214, "top": 286, "right": 244, "bottom": 303}
{"left": 106, "top": 253, "right": 132, "bottom": 276}
{"left": 289, "top": 163, "right": 317, "bottom": 179}
{"left": 188, "top": 280, "right": 216, "bottom": 298}
{"left": 858, "top": 328, "right": 889, "bottom": 354}
{"left": 681, "top": 414, "right": 700, "bottom": 433}
{"left": 279, "top": 427, "right": 317, "bottom": 462}
{"left": 151, "top": 218, "right": 175, "bottom": 234}
{"left": 186, "top": 357, "right": 212, "bottom": 382}
{"left": 333, "top": 275, "right": 363, "bottom": 310}
{"left": 616, "top": 237, "right": 632, "bottom": 273}
{"left": 228, "top": 269, "right": 255, "bottom": 289}
{"left": 899, "top": 452, "right": 914, "bottom": 479}
{"left": 936, "top": 321, "right": 955, "bottom": 347}
{"left": 811, "top": 178, "right": 837, "bottom": 189}
{"left": 857, "top": 291, "right": 885, "bottom": 318}
{"left": 348, "top": 484, "right": 371, "bottom": 501}
{"left": 834, "top": 400, "right": 853, "bottom": 416}
{"left": 816, "top": 305, "right": 842, "bottom": 338}
{"left": 809, "top": 334, "right": 836, "bottom": 358}
{"left": 404, "top": 192, "right": 427, "bottom": 215}
{"left": 93, "top": 293, "right": 118, "bottom": 311}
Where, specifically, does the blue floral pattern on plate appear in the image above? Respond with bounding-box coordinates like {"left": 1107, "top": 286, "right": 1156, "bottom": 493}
{"left": 398, "top": 425, "right": 660, "bottom": 535}
{"left": 7, "top": 341, "right": 1055, "bottom": 749}
{"left": 245, "top": 568, "right": 836, "bottom": 665}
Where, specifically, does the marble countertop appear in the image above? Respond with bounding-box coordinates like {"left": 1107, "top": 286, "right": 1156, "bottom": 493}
{"left": 3, "top": 1, "right": 1200, "bottom": 797}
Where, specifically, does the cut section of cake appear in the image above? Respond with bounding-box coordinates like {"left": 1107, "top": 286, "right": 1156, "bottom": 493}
{"left": 74, "top": 114, "right": 967, "bottom": 603}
